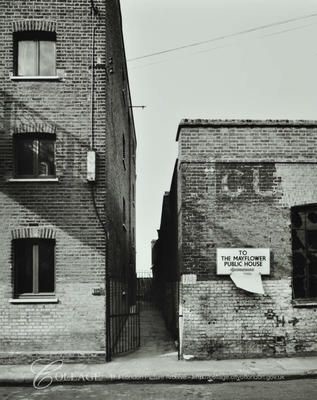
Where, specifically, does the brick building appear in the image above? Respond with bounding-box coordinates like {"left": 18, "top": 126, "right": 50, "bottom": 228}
{"left": 153, "top": 119, "right": 317, "bottom": 359}
{"left": 0, "top": 0, "right": 136, "bottom": 363}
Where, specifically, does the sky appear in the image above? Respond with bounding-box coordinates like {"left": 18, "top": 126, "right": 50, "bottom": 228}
{"left": 120, "top": 0, "right": 317, "bottom": 273}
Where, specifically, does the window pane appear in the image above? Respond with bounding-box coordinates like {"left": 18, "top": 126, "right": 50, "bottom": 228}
{"left": 307, "top": 231, "right": 317, "bottom": 250}
{"left": 309, "top": 276, "right": 317, "bottom": 297}
{"left": 291, "top": 210, "right": 304, "bottom": 229}
{"left": 308, "top": 253, "right": 317, "bottom": 271}
{"left": 292, "top": 229, "right": 305, "bottom": 251}
{"left": 39, "top": 140, "right": 55, "bottom": 176}
{"left": 18, "top": 41, "right": 37, "bottom": 76}
{"left": 292, "top": 252, "right": 306, "bottom": 276}
{"left": 38, "top": 241, "right": 55, "bottom": 293}
{"left": 307, "top": 211, "right": 317, "bottom": 229}
{"left": 14, "top": 241, "right": 33, "bottom": 294}
{"left": 39, "top": 41, "right": 56, "bottom": 76}
{"left": 293, "top": 276, "right": 307, "bottom": 299}
{"left": 308, "top": 253, "right": 317, "bottom": 297}
{"left": 15, "top": 138, "right": 34, "bottom": 176}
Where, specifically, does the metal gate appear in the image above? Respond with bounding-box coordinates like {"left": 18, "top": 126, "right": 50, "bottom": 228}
{"left": 137, "top": 270, "right": 155, "bottom": 310}
{"left": 107, "top": 274, "right": 140, "bottom": 359}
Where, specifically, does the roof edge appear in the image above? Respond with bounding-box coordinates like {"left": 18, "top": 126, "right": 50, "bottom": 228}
{"left": 176, "top": 119, "right": 317, "bottom": 141}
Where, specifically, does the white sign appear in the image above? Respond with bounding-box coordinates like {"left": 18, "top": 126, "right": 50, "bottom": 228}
{"left": 217, "top": 248, "right": 270, "bottom": 275}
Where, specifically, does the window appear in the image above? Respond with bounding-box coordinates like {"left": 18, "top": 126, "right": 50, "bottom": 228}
{"left": 14, "top": 134, "right": 56, "bottom": 178}
{"left": 123, "top": 197, "right": 126, "bottom": 225}
{"left": 122, "top": 134, "right": 126, "bottom": 160}
{"left": 122, "top": 134, "right": 126, "bottom": 170}
{"left": 292, "top": 206, "right": 317, "bottom": 299}
{"left": 13, "top": 239, "right": 55, "bottom": 296}
{"left": 122, "top": 89, "right": 126, "bottom": 106}
{"left": 14, "top": 31, "right": 56, "bottom": 76}
{"left": 132, "top": 139, "right": 135, "bottom": 163}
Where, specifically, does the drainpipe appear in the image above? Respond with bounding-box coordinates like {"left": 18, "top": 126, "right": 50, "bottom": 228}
{"left": 178, "top": 278, "right": 183, "bottom": 360}
{"left": 88, "top": 0, "right": 112, "bottom": 362}
{"left": 90, "top": 0, "right": 96, "bottom": 150}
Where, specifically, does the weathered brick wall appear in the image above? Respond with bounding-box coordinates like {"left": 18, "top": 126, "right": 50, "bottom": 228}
{"left": 104, "top": 0, "right": 136, "bottom": 290}
{"left": 152, "top": 164, "right": 179, "bottom": 338}
{"left": 177, "top": 120, "right": 317, "bottom": 162}
{"left": 0, "top": 0, "right": 135, "bottom": 362}
{"left": 175, "top": 120, "right": 317, "bottom": 358}
{"left": 181, "top": 280, "right": 317, "bottom": 359}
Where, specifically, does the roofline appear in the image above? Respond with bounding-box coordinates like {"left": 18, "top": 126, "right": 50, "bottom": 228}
{"left": 116, "top": 0, "right": 137, "bottom": 146}
{"left": 176, "top": 119, "right": 317, "bottom": 141}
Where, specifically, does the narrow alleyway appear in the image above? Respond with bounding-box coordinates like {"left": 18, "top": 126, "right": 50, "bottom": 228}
{"left": 139, "top": 301, "right": 177, "bottom": 356}
{"left": 116, "top": 300, "right": 177, "bottom": 360}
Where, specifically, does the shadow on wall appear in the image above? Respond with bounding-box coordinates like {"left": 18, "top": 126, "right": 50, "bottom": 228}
{"left": 0, "top": 89, "right": 106, "bottom": 255}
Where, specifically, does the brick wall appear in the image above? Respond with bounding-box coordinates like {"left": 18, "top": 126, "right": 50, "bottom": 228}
{"left": 0, "top": 0, "right": 136, "bottom": 362}
{"left": 156, "top": 119, "right": 317, "bottom": 359}
{"left": 104, "top": 0, "right": 136, "bottom": 284}
{"left": 181, "top": 279, "right": 317, "bottom": 359}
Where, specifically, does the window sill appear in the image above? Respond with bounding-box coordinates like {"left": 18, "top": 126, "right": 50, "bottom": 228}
{"left": 7, "top": 178, "right": 59, "bottom": 183}
{"left": 292, "top": 299, "right": 317, "bottom": 308}
{"left": 10, "top": 75, "right": 63, "bottom": 82}
{"left": 9, "top": 298, "right": 59, "bottom": 304}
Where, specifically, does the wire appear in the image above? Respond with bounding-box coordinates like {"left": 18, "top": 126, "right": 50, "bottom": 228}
{"left": 128, "top": 21, "right": 317, "bottom": 71}
{"left": 261, "top": 22, "right": 317, "bottom": 38}
{"left": 127, "top": 12, "right": 317, "bottom": 62}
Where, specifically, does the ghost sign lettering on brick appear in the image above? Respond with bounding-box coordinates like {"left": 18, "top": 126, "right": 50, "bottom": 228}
{"left": 217, "top": 248, "right": 270, "bottom": 275}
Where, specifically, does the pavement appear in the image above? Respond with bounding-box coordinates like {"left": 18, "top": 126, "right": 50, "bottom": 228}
{"left": 0, "top": 353, "right": 316, "bottom": 386}
{"left": 1, "top": 302, "right": 316, "bottom": 386}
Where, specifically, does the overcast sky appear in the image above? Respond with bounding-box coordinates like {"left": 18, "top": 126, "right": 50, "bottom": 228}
{"left": 120, "top": 0, "right": 317, "bottom": 273}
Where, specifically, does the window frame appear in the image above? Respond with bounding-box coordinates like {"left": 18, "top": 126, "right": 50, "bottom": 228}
{"left": 291, "top": 205, "right": 317, "bottom": 302}
{"left": 13, "top": 238, "right": 56, "bottom": 298}
{"left": 13, "top": 133, "right": 56, "bottom": 179}
{"left": 13, "top": 30, "right": 56, "bottom": 77}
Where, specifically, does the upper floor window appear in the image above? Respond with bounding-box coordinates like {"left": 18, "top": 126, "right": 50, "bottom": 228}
{"left": 291, "top": 205, "right": 317, "bottom": 300}
{"left": 131, "top": 139, "right": 135, "bottom": 163}
{"left": 123, "top": 197, "right": 126, "bottom": 225}
{"left": 13, "top": 239, "right": 55, "bottom": 296}
{"left": 122, "top": 134, "right": 126, "bottom": 170}
{"left": 14, "top": 31, "right": 56, "bottom": 76}
{"left": 122, "top": 134, "right": 126, "bottom": 160}
{"left": 14, "top": 133, "right": 56, "bottom": 178}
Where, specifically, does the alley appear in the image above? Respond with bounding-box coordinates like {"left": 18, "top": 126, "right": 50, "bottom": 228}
{"left": 123, "top": 300, "right": 177, "bottom": 358}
